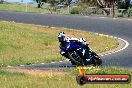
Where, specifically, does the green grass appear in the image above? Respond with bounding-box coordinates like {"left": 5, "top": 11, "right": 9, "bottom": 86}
{"left": 75, "top": 66, "right": 132, "bottom": 75}
{"left": 0, "top": 21, "right": 118, "bottom": 66}
{"left": 0, "top": 67, "right": 131, "bottom": 88}
{"left": 0, "top": 3, "right": 69, "bottom": 14}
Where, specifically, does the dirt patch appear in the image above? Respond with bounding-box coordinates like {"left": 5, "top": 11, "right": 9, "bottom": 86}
{"left": 6, "top": 69, "right": 70, "bottom": 77}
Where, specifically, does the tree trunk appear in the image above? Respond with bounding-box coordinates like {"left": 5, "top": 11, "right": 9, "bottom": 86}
{"left": 96, "top": 0, "right": 105, "bottom": 8}
{"left": 38, "top": 3, "right": 41, "bottom": 8}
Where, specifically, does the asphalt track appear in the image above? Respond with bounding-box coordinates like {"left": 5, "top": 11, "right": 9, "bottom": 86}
{"left": 0, "top": 11, "right": 132, "bottom": 69}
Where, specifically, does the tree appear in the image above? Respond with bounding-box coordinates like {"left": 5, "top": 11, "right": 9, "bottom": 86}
{"left": 33, "top": 0, "right": 73, "bottom": 8}
{"left": 63, "top": 0, "right": 72, "bottom": 6}
{"left": 95, "top": 0, "right": 117, "bottom": 8}
{"left": 33, "top": 0, "right": 47, "bottom": 8}
{"left": 48, "top": 0, "right": 57, "bottom": 7}
{"left": 117, "top": 0, "right": 130, "bottom": 9}
{"left": 96, "top": 0, "right": 130, "bottom": 9}
{"left": 0, "top": 0, "right": 4, "bottom": 4}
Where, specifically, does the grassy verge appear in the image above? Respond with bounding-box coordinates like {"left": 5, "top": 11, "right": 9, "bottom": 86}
{"left": 0, "top": 67, "right": 131, "bottom": 88}
{"left": 0, "top": 21, "right": 118, "bottom": 66}
{"left": 0, "top": 3, "right": 69, "bottom": 14}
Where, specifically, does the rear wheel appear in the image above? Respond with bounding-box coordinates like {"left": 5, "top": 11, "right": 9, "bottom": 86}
{"left": 92, "top": 55, "right": 102, "bottom": 66}
{"left": 68, "top": 52, "right": 84, "bottom": 66}
{"left": 84, "top": 51, "right": 102, "bottom": 66}
{"left": 96, "top": 58, "right": 102, "bottom": 66}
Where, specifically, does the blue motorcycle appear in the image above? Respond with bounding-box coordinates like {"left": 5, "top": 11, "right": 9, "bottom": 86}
{"left": 58, "top": 32, "right": 102, "bottom": 66}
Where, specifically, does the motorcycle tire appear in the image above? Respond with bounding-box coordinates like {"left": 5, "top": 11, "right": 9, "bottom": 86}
{"left": 92, "top": 55, "right": 102, "bottom": 66}
{"left": 68, "top": 52, "right": 84, "bottom": 66}
{"left": 69, "top": 59, "right": 77, "bottom": 65}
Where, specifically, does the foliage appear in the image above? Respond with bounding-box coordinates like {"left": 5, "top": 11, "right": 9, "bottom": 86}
{"left": 76, "top": 1, "right": 97, "bottom": 13}
{"left": 0, "top": 0, "right": 4, "bottom": 4}
{"left": 95, "top": 0, "right": 130, "bottom": 9}
{"left": 33, "top": 0, "right": 72, "bottom": 8}
{"left": 116, "top": 0, "right": 131, "bottom": 9}
{"left": 33, "top": 0, "right": 47, "bottom": 8}
{"left": 70, "top": 7, "right": 80, "bottom": 14}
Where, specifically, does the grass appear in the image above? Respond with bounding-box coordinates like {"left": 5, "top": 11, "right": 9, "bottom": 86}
{"left": 1, "top": 3, "right": 132, "bottom": 18}
{"left": 0, "top": 21, "right": 118, "bottom": 66}
{"left": 0, "top": 67, "right": 131, "bottom": 88}
{"left": 0, "top": 3, "right": 69, "bottom": 14}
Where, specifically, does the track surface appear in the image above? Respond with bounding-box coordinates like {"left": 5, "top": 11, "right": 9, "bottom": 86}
{"left": 0, "top": 11, "right": 132, "bottom": 69}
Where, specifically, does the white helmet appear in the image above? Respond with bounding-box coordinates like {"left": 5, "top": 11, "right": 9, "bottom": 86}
{"left": 58, "top": 32, "right": 68, "bottom": 42}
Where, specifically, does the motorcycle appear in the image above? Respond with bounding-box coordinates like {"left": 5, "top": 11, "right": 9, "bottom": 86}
{"left": 59, "top": 39, "right": 102, "bottom": 66}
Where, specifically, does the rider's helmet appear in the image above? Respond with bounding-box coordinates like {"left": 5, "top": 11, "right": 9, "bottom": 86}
{"left": 80, "top": 38, "right": 87, "bottom": 45}
{"left": 58, "top": 32, "right": 68, "bottom": 43}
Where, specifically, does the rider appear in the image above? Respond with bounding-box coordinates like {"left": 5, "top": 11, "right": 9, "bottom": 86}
{"left": 58, "top": 32, "right": 90, "bottom": 58}
{"left": 58, "top": 32, "right": 69, "bottom": 58}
